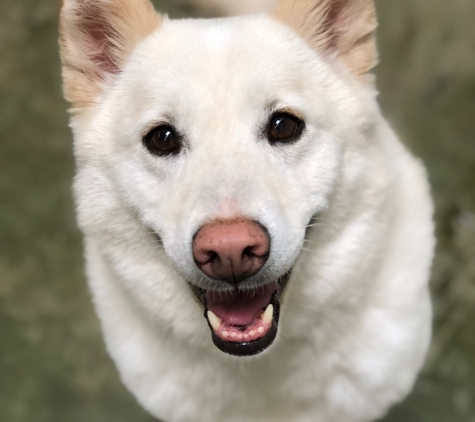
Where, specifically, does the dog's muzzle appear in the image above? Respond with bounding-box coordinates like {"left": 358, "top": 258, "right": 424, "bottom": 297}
{"left": 190, "top": 218, "right": 291, "bottom": 356}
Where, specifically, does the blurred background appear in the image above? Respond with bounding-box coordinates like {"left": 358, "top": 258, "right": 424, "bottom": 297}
{"left": 1, "top": 0, "right": 474, "bottom": 421}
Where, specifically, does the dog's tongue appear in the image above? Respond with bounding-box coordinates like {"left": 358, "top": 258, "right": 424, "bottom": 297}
{"left": 206, "top": 282, "right": 277, "bottom": 326}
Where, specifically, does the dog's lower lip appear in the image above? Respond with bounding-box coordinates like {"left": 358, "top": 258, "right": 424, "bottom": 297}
{"left": 190, "top": 272, "right": 291, "bottom": 357}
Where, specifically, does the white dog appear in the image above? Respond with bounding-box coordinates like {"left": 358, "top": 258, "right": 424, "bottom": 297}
{"left": 59, "top": 0, "right": 435, "bottom": 421}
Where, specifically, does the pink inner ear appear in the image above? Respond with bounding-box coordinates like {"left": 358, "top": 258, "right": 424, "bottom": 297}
{"left": 321, "top": 0, "right": 351, "bottom": 48}
{"left": 77, "top": 2, "right": 120, "bottom": 75}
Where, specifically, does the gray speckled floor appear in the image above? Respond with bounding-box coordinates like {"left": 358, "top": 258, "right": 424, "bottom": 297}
{"left": 1, "top": 0, "right": 474, "bottom": 421}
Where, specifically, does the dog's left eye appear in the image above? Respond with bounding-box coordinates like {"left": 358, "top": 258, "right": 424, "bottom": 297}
{"left": 143, "top": 125, "right": 181, "bottom": 156}
{"left": 267, "top": 113, "right": 304, "bottom": 144}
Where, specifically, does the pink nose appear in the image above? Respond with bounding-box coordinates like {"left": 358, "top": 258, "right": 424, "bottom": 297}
{"left": 193, "top": 219, "right": 270, "bottom": 283}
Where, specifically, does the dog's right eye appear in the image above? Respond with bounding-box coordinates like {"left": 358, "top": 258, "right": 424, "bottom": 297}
{"left": 267, "top": 112, "right": 304, "bottom": 145}
{"left": 143, "top": 125, "right": 181, "bottom": 156}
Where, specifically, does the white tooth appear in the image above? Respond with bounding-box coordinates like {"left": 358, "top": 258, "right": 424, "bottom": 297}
{"left": 261, "top": 304, "right": 274, "bottom": 324}
{"left": 207, "top": 311, "right": 222, "bottom": 330}
{"left": 258, "top": 326, "right": 265, "bottom": 334}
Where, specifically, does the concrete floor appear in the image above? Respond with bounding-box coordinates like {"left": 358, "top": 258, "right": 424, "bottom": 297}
{"left": 0, "top": 0, "right": 474, "bottom": 421}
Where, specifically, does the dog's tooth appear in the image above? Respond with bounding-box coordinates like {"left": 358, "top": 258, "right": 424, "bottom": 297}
{"left": 222, "top": 331, "right": 229, "bottom": 339}
{"left": 261, "top": 304, "right": 274, "bottom": 324}
{"left": 257, "top": 326, "right": 265, "bottom": 334}
{"left": 207, "top": 311, "right": 222, "bottom": 330}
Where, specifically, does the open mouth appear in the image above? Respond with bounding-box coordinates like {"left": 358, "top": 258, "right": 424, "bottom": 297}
{"left": 190, "top": 271, "right": 291, "bottom": 356}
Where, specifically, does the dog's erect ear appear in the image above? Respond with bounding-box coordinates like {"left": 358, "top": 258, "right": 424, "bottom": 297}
{"left": 273, "top": 0, "right": 378, "bottom": 80}
{"left": 59, "top": 0, "right": 162, "bottom": 114}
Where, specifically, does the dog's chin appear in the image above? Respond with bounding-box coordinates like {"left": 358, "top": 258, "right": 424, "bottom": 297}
{"left": 189, "top": 271, "right": 291, "bottom": 357}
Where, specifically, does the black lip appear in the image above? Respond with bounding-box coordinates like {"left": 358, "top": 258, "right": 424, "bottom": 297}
{"left": 209, "top": 294, "right": 280, "bottom": 356}
{"left": 190, "top": 271, "right": 291, "bottom": 357}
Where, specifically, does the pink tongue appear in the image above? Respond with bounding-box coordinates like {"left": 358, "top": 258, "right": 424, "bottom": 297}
{"left": 206, "top": 282, "right": 277, "bottom": 326}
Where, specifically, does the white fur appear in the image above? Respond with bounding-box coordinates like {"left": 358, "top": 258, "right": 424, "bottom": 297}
{"left": 70, "top": 13, "right": 434, "bottom": 422}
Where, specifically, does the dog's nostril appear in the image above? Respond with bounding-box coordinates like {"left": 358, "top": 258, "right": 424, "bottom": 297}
{"left": 242, "top": 246, "right": 261, "bottom": 259}
{"left": 207, "top": 251, "right": 219, "bottom": 264}
{"left": 242, "top": 246, "right": 253, "bottom": 258}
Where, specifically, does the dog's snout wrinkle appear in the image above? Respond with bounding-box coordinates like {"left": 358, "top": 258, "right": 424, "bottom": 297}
{"left": 193, "top": 219, "right": 270, "bottom": 283}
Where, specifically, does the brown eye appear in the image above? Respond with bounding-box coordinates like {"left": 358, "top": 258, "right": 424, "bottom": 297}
{"left": 268, "top": 113, "right": 304, "bottom": 144}
{"left": 143, "top": 125, "right": 181, "bottom": 156}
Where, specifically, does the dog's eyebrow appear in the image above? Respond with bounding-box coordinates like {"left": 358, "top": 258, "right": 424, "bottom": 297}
{"left": 271, "top": 107, "right": 305, "bottom": 121}
{"left": 141, "top": 118, "right": 176, "bottom": 138}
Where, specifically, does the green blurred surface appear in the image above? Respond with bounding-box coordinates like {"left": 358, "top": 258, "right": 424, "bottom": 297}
{"left": 0, "top": 0, "right": 474, "bottom": 421}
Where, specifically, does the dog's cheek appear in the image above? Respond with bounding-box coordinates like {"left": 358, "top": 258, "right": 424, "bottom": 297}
{"left": 278, "top": 143, "right": 342, "bottom": 227}
{"left": 77, "top": 173, "right": 212, "bottom": 341}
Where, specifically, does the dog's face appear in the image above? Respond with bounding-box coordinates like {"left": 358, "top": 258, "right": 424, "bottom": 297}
{"left": 61, "top": 0, "right": 379, "bottom": 356}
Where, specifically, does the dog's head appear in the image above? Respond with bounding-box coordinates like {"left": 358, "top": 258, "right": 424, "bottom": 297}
{"left": 60, "top": 0, "right": 379, "bottom": 356}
